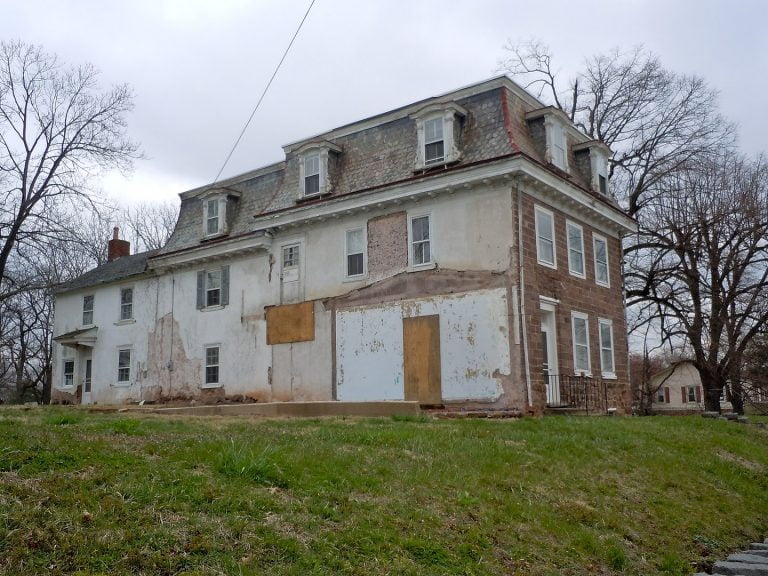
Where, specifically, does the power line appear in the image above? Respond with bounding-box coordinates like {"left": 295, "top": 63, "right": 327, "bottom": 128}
{"left": 211, "top": 0, "right": 317, "bottom": 184}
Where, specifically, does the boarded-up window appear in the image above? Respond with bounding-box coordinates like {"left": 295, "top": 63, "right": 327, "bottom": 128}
{"left": 266, "top": 301, "right": 315, "bottom": 345}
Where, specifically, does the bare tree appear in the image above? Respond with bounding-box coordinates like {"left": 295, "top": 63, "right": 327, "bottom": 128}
{"left": 0, "top": 40, "right": 138, "bottom": 301}
{"left": 119, "top": 200, "right": 178, "bottom": 252}
{"left": 627, "top": 152, "right": 768, "bottom": 412}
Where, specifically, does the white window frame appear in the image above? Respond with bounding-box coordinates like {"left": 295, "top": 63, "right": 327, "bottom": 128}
{"left": 598, "top": 318, "right": 615, "bottom": 378}
{"left": 547, "top": 117, "right": 568, "bottom": 171}
{"left": 566, "top": 221, "right": 586, "bottom": 278}
{"left": 535, "top": 206, "right": 556, "bottom": 269}
{"left": 345, "top": 227, "right": 366, "bottom": 279}
{"left": 82, "top": 294, "right": 94, "bottom": 326}
{"left": 303, "top": 152, "right": 321, "bottom": 197}
{"left": 411, "top": 102, "right": 466, "bottom": 170}
{"left": 282, "top": 243, "right": 300, "bottom": 269}
{"left": 117, "top": 348, "right": 131, "bottom": 385}
{"left": 203, "top": 344, "right": 221, "bottom": 388}
{"left": 591, "top": 148, "right": 609, "bottom": 195}
{"left": 571, "top": 312, "right": 591, "bottom": 376}
{"left": 202, "top": 195, "right": 228, "bottom": 238}
{"left": 656, "top": 387, "right": 666, "bottom": 403}
{"left": 423, "top": 115, "right": 445, "bottom": 166}
{"left": 593, "top": 234, "right": 610, "bottom": 287}
{"left": 409, "top": 213, "right": 433, "bottom": 268}
{"left": 119, "top": 287, "right": 133, "bottom": 321}
{"left": 685, "top": 385, "right": 697, "bottom": 404}
{"left": 62, "top": 359, "right": 75, "bottom": 388}
{"left": 206, "top": 269, "right": 222, "bottom": 308}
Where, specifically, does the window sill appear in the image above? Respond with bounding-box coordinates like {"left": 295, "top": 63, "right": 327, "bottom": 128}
{"left": 114, "top": 319, "right": 136, "bottom": 326}
{"left": 113, "top": 382, "right": 132, "bottom": 388}
{"left": 295, "top": 192, "right": 331, "bottom": 205}
{"left": 408, "top": 262, "right": 436, "bottom": 273}
{"left": 202, "top": 383, "right": 222, "bottom": 389}
{"left": 343, "top": 274, "right": 367, "bottom": 284}
{"left": 201, "top": 231, "right": 229, "bottom": 242}
{"left": 568, "top": 271, "right": 586, "bottom": 280}
{"left": 573, "top": 372, "right": 592, "bottom": 378}
{"left": 537, "top": 260, "right": 557, "bottom": 270}
{"left": 200, "top": 305, "right": 225, "bottom": 312}
{"left": 601, "top": 373, "right": 617, "bottom": 380}
{"left": 80, "top": 323, "right": 96, "bottom": 330}
{"left": 595, "top": 281, "right": 610, "bottom": 288}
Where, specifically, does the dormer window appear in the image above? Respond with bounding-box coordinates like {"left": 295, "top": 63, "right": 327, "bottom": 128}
{"left": 594, "top": 149, "right": 609, "bottom": 196}
{"left": 424, "top": 117, "right": 444, "bottom": 165}
{"left": 526, "top": 107, "right": 571, "bottom": 173}
{"left": 412, "top": 102, "right": 466, "bottom": 170}
{"left": 295, "top": 141, "right": 341, "bottom": 199}
{"left": 206, "top": 199, "right": 220, "bottom": 235}
{"left": 550, "top": 121, "right": 567, "bottom": 170}
{"left": 304, "top": 153, "right": 321, "bottom": 196}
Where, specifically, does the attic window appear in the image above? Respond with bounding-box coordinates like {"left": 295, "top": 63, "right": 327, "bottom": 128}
{"left": 295, "top": 142, "right": 341, "bottom": 199}
{"left": 412, "top": 102, "right": 466, "bottom": 170}
{"left": 201, "top": 194, "right": 232, "bottom": 238}
{"left": 549, "top": 120, "right": 567, "bottom": 171}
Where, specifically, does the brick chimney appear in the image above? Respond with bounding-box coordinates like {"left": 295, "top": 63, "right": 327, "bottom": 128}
{"left": 107, "top": 226, "right": 130, "bottom": 262}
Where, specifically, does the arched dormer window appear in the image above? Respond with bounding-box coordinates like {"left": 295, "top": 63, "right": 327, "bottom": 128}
{"left": 296, "top": 141, "right": 341, "bottom": 198}
{"left": 411, "top": 102, "right": 467, "bottom": 170}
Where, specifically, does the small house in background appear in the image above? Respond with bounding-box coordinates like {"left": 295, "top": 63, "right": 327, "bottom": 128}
{"left": 51, "top": 76, "right": 637, "bottom": 414}
{"left": 649, "top": 360, "right": 733, "bottom": 413}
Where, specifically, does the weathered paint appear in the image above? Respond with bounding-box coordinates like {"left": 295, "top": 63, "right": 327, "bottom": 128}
{"left": 336, "top": 288, "right": 510, "bottom": 402}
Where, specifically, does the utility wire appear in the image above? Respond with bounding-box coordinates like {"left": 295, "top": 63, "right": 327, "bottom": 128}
{"left": 211, "top": 0, "right": 317, "bottom": 184}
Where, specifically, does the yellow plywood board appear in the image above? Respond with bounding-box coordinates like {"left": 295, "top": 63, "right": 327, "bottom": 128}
{"left": 266, "top": 301, "right": 315, "bottom": 345}
{"left": 403, "top": 315, "right": 442, "bottom": 404}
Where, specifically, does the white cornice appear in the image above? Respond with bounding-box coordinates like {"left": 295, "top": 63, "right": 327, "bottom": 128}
{"left": 252, "top": 157, "right": 636, "bottom": 237}
{"left": 150, "top": 233, "right": 272, "bottom": 271}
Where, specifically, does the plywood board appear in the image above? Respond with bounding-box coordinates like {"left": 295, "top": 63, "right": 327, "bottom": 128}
{"left": 403, "top": 315, "right": 442, "bottom": 404}
{"left": 266, "top": 301, "right": 315, "bottom": 345}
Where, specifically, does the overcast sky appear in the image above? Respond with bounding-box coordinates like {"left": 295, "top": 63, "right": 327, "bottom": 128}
{"left": 2, "top": 0, "right": 766, "bottom": 206}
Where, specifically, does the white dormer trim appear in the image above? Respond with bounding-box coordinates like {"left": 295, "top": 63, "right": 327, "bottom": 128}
{"left": 411, "top": 102, "right": 467, "bottom": 170}
{"left": 199, "top": 189, "right": 240, "bottom": 239}
{"left": 296, "top": 141, "right": 341, "bottom": 198}
{"left": 544, "top": 115, "right": 568, "bottom": 172}
{"left": 574, "top": 140, "right": 611, "bottom": 196}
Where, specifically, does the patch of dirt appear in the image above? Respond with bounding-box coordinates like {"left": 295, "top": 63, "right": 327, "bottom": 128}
{"left": 716, "top": 450, "right": 764, "bottom": 472}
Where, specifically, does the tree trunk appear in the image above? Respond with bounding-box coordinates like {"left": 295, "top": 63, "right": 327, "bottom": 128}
{"left": 699, "top": 370, "right": 722, "bottom": 412}
{"left": 730, "top": 380, "right": 744, "bottom": 415}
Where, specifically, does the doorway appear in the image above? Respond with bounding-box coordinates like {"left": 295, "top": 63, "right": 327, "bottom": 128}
{"left": 403, "top": 315, "right": 442, "bottom": 405}
{"left": 82, "top": 356, "right": 93, "bottom": 405}
{"left": 540, "top": 306, "right": 559, "bottom": 406}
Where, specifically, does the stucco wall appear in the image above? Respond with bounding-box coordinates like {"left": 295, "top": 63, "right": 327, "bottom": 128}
{"left": 335, "top": 288, "right": 511, "bottom": 403}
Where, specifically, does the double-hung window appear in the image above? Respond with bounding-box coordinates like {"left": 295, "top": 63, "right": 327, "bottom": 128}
{"left": 205, "top": 345, "right": 220, "bottom": 386}
{"left": 63, "top": 360, "right": 74, "bottom": 388}
{"left": 345, "top": 228, "right": 365, "bottom": 277}
{"left": 196, "top": 266, "right": 230, "bottom": 309}
{"left": 117, "top": 349, "right": 131, "bottom": 383}
{"left": 303, "top": 153, "right": 321, "bottom": 196}
{"left": 82, "top": 295, "right": 94, "bottom": 325}
{"left": 593, "top": 235, "right": 610, "bottom": 287}
{"left": 535, "top": 207, "right": 556, "bottom": 268}
{"left": 206, "top": 199, "right": 220, "bottom": 235}
{"left": 551, "top": 122, "right": 567, "bottom": 170}
{"left": 424, "top": 117, "right": 445, "bottom": 165}
{"left": 566, "top": 221, "right": 585, "bottom": 278}
{"left": 571, "top": 312, "right": 590, "bottom": 375}
{"left": 120, "top": 287, "right": 133, "bottom": 321}
{"left": 410, "top": 215, "right": 431, "bottom": 266}
{"left": 598, "top": 319, "right": 615, "bottom": 377}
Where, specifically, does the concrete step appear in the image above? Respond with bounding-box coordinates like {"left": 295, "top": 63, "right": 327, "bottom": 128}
{"left": 727, "top": 553, "right": 768, "bottom": 565}
{"left": 751, "top": 543, "right": 768, "bottom": 550}
{"left": 745, "top": 550, "right": 768, "bottom": 558}
{"left": 712, "top": 559, "right": 768, "bottom": 575}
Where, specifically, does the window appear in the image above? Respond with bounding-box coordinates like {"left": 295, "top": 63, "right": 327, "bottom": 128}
{"left": 571, "top": 312, "right": 590, "bottom": 375}
{"left": 346, "top": 228, "right": 365, "bottom": 277}
{"left": 412, "top": 102, "right": 466, "bottom": 170}
{"left": 82, "top": 295, "right": 94, "bottom": 325}
{"left": 120, "top": 287, "right": 133, "bottom": 321}
{"left": 656, "top": 387, "right": 666, "bottom": 403}
{"left": 283, "top": 244, "right": 300, "bottom": 269}
{"left": 684, "top": 386, "right": 700, "bottom": 404}
{"left": 599, "top": 174, "right": 608, "bottom": 195}
{"left": 303, "top": 153, "right": 320, "bottom": 196}
{"left": 593, "top": 235, "right": 610, "bottom": 287}
{"left": 410, "top": 215, "right": 431, "bottom": 266}
{"left": 535, "top": 207, "right": 556, "bottom": 268}
{"left": 204, "top": 345, "right": 220, "bottom": 386}
{"left": 206, "top": 199, "right": 219, "bottom": 235}
{"left": 551, "top": 121, "right": 567, "bottom": 170}
{"left": 424, "top": 117, "right": 445, "bottom": 165}
{"left": 598, "top": 319, "right": 615, "bottom": 377}
{"left": 196, "top": 266, "right": 230, "bottom": 309}
{"left": 63, "top": 360, "right": 74, "bottom": 387}
{"left": 566, "top": 221, "right": 585, "bottom": 277}
{"left": 117, "top": 349, "right": 131, "bottom": 383}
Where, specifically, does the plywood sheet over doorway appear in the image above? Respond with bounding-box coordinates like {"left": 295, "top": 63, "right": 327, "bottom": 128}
{"left": 403, "top": 315, "right": 442, "bottom": 404}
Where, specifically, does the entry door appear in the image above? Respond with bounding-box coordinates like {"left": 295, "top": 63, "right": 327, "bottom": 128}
{"left": 82, "top": 358, "right": 93, "bottom": 405}
{"left": 541, "top": 309, "right": 560, "bottom": 406}
{"left": 403, "top": 315, "right": 442, "bottom": 405}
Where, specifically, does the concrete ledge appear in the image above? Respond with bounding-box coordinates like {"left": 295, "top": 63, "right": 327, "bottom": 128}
{"left": 150, "top": 401, "right": 422, "bottom": 418}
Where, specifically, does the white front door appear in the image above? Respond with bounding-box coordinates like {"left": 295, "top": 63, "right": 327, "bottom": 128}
{"left": 541, "top": 307, "right": 560, "bottom": 406}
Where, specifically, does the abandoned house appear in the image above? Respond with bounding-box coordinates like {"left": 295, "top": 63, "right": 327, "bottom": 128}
{"left": 51, "top": 75, "right": 637, "bottom": 413}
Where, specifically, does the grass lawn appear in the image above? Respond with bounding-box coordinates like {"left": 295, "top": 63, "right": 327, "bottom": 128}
{"left": 1, "top": 409, "right": 767, "bottom": 575}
